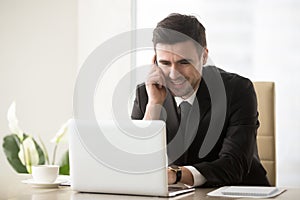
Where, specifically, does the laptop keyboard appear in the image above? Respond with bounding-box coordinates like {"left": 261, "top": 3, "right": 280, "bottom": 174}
{"left": 168, "top": 186, "right": 188, "bottom": 192}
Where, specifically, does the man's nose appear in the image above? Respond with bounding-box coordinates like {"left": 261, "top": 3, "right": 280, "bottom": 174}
{"left": 169, "top": 66, "right": 182, "bottom": 79}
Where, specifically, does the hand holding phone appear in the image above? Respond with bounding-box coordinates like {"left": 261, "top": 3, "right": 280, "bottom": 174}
{"left": 145, "top": 55, "right": 167, "bottom": 105}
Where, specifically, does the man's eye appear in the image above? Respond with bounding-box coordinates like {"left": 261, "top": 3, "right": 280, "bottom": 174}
{"left": 160, "top": 62, "right": 170, "bottom": 66}
{"left": 180, "top": 60, "right": 190, "bottom": 65}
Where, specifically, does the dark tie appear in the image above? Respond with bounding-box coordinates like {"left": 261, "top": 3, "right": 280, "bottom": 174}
{"left": 179, "top": 101, "right": 192, "bottom": 149}
{"left": 171, "top": 101, "right": 192, "bottom": 165}
{"left": 179, "top": 101, "right": 192, "bottom": 124}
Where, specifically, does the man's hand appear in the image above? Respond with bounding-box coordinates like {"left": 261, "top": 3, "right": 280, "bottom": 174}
{"left": 168, "top": 167, "right": 194, "bottom": 186}
{"left": 168, "top": 168, "right": 177, "bottom": 184}
{"left": 143, "top": 58, "right": 167, "bottom": 120}
{"left": 145, "top": 64, "right": 167, "bottom": 105}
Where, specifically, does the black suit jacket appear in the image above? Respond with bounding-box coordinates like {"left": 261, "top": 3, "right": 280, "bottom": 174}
{"left": 131, "top": 66, "right": 270, "bottom": 187}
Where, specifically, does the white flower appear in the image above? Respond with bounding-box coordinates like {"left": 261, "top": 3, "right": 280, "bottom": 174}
{"left": 51, "top": 120, "right": 70, "bottom": 144}
{"left": 18, "top": 136, "right": 39, "bottom": 172}
{"left": 7, "top": 101, "right": 24, "bottom": 140}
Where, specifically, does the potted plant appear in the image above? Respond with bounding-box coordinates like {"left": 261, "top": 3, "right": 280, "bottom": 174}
{"left": 2, "top": 102, "right": 69, "bottom": 175}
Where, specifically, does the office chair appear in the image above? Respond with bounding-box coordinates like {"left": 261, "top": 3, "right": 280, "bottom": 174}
{"left": 253, "top": 82, "right": 276, "bottom": 186}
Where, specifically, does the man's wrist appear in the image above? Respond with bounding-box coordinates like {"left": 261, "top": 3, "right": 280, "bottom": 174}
{"left": 184, "top": 166, "right": 206, "bottom": 186}
{"left": 168, "top": 166, "right": 182, "bottom": 184}
{"left": 143, "top": 103, "right": 162, "bottom": 120}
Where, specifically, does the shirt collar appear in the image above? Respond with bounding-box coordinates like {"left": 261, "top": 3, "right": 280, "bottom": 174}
{"left": 174, "top": 87, "right": 198, "bottom": 107}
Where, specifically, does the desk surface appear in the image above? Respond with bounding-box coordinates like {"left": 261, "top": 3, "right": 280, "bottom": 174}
{"left": 5, "top": 186, "right": 300, "bottom": 200}
{"left": 1, "top": 175, "right": 299, "bottom": 200}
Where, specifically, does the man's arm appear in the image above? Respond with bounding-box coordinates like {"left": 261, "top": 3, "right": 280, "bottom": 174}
{"left": 193, "top": 77, "right": 261, "bottom": 186}
{"left": 143, "top": 65, "right": 167, "bottom": 120}
{"left": 132, "top": 62, "right": 167, "bottom": 119}
{"left": 132, "top": 84, "right": 200, "bottom": 186}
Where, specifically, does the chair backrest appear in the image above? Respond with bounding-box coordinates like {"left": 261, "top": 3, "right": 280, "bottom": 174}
{"left": 253, "top": 82, "right": 276, "bottom": 186}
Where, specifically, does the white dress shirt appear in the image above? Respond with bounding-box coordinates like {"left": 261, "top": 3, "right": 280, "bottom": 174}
{"left": 174, "top": 90, "right": 207, "bottom": 187}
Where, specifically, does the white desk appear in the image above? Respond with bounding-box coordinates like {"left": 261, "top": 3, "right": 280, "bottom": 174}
{"left": 2, "top": 175, "right": 300, "bottom": 200}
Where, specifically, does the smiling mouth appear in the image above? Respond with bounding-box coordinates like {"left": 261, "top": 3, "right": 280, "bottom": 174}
{"left": 170, "top": 80, "right": 186, "bottom": 85}
{"left": 168, "top": 80, "right": 187, "bottom": 90}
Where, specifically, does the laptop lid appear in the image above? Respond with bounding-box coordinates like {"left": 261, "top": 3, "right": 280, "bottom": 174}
{"left": 69, "top": 119, "right": 194, "bottom": 197}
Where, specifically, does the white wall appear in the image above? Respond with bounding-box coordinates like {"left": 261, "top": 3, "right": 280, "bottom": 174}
{"left": 0, "top": 0, "right": 77, "bottom": 192}
{"left": 0, "top": 0, "right": 133, "bottom": 189}
{"left": 136, "top": 0, "right": 300, "bottom": 187}
{"left": 78, "top": 0, "right": 133, "bottom": 120}
{"left": 252, "top": 0, "right": 300, "bottom": 187}
{"left": 0, "top": 0, "right": 134, "bottom": 196}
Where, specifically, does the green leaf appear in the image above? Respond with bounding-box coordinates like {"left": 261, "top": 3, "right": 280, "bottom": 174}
{"left": 2, "top": 134, "right": 28, "bottom": 173}
{"left": 32, "top": 137, "right": 45, "bottom": 165}
{"left": 38, "top": 136, "right": 49, "bottom": 164}
{"left": 22, "top": 133, "right": 28, "bottom": 141}
{"left": 59, "top": 150, "right": 69, "bottom": 175}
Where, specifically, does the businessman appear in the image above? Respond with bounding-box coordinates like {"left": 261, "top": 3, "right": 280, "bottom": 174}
{"left": 131, "top": 13, "right": 270, "bottom": 187}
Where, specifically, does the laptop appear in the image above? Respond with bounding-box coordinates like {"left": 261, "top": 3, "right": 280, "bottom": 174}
{"left": 69, "top": 119, "right": 195, "bottom": 197}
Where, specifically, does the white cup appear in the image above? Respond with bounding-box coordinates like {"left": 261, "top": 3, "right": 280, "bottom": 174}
{"left": 32, "top": 165, "right": 59, "bottom": 183}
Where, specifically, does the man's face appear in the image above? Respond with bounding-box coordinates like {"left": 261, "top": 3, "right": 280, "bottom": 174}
{"left": 156, "top": 40, "right": 206, "bottom": 98}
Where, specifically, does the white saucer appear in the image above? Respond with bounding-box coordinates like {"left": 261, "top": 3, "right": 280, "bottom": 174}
{"left": 22, "top": 179, "right": 67, "bottom": 188}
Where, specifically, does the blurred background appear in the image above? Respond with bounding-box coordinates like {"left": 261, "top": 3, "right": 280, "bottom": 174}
{"left": 1, "top": 0, "right": 299, "bottom": 188}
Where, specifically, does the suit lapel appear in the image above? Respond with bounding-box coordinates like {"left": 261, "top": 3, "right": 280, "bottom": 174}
{"left": 183, "top": 80, "right": 211, "bottom": 153}
{"left": 195, "top": 79, "right": 211, "bottom": 123}
{"left": 162, "top": 90, "right": 180, "bottom": 143}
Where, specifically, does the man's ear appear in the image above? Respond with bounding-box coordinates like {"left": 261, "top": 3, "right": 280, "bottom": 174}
{"left": 202, "top": 48, "right": 209, "bottom": 65}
